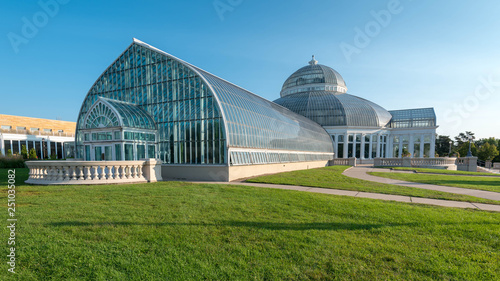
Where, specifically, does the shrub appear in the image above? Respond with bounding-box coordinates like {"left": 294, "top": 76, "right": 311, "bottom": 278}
{"left": 50, "top": 153, "right": 57, "bottom": 160}
{"left": 29, "top": 148, "right": 38, "bottom": 160}
{"left": 21, "top": 145, "right": 28, "bottom": 159}
{"left": 7, "top": 149, "right": 12, "bottom": 156}
{"left": 0, "top": 155, "right": 26, "bottom": 169}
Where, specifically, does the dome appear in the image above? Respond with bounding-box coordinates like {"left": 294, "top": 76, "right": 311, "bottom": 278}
{"left": 274, "top": 57, "right": 392, "bottom": 128}
{"left": 280, "top": 56, "right": 348, "bottom": 97}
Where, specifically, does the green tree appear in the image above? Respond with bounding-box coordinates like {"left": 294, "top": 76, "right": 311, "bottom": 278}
{"left": 457, "top": 142, "right": 477, "bottom": 157}
{"left": 7, "top": 149, "right": 12, "bottom": 156}
{"left": 435, "top": 135, "right": 453, "bottom": 157}
{"left": 29, "top": 148, "right": 38, "bottom": 160}
{"left": 478, "top": 143, "right": 499, "bottom": 161}
{"left": 455, "top": 131, "right": 475, "bottom": 147}
{"left": 21, "top": 145, "right": 28, "bottom": 159}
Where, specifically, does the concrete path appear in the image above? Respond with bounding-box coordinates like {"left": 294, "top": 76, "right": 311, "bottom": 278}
{"left": 343, "top": 165, "right": 500, "bottom": 201}
{"left": 193, "top": 181, "right": 500, "bottom": 212}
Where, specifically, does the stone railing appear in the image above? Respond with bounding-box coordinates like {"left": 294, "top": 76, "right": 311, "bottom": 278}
{"left": 374, "top": 157, "right": 457, "bottom": 169}
{"left": 25, "top": 159, "right": 162, "bottom": 185}
{"left": 328, "top": 157, "right": 357, "bottom": 166}
{"left": 493, "top": 163, "right": 500, "bottom": 169}
{"left": 456, "top": 157, "right": 478, "bottom": 172}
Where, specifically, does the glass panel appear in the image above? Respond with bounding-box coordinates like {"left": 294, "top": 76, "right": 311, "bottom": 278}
{"left": 104, "top": 146, "right": 112, "bottom": 161}
{"left": 125, "top": 144, "right": 134, "bottom": 160}
{"left": 85, "top": 145, "right": 91, "bottom": 161}
{"left": 148, "top": 145, "right": 156, "bottom": 159}
{"left": 137, "top": 145, "right": 145, "bottom": 160}
{"left": 95, "top": 147, "right": 102, "bottom": 161}
{"left": 115, "top": 144, "right": 121, "bottom": 160}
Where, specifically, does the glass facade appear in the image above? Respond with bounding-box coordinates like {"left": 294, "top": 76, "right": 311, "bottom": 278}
{"left": 275, "top": 92, "right": 393, "bottom": 128}
{"left": 388, "top": 108, "right": 436, "bottom": 128}
{"left": 75, "top": 40, "right": 333, "bottom": 165}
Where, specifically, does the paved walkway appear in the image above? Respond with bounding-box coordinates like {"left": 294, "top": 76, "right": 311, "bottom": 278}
{"left": 343, "top": 165, "right": 500, "bottom": 201}
{"left": 194, "top": 179, "right": 500, "bottom": 212}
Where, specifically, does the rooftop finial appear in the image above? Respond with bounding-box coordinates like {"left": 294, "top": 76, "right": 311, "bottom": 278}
{"left": 309, "top": 55, "right": 318, "bottom": 65}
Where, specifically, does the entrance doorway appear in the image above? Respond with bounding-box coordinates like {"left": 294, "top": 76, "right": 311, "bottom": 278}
{"left": 94, "top": 145, "right": 113, "bottom": 161}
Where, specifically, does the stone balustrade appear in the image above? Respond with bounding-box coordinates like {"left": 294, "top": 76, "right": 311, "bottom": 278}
{"left": 493, "top": 163, "right": 500, "bottom": 169}
{"left": 25, "top": 159, "right": 162, "bottom": 185}
{"left": 328, "top": 157, "right": 357, "bottom": 166}
{"left": 374, "top": 157, "right": 457, "bottom": 169}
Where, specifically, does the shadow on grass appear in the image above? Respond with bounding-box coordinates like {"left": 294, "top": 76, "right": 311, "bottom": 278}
{"left": 46, "top": 220, "right": 412, "bottom": 231}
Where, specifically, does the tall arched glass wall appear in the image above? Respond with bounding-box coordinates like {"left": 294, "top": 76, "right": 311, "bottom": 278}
{"left": 75, "top": 39, "right": 334, "bottom": 165}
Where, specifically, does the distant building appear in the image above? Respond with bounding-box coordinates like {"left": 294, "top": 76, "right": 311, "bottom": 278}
{"left": 274, "top": 56, "right": 437, "bottom": 159}
{"left": 0, "top": 114, "right": 76, "bottom": 159}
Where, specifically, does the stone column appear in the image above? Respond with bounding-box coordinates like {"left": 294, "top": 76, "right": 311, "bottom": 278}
{"left": 352, "top": 134, "right": 357, "bottom": 158}
{"left": 376, "top": 134, "right": 381, "bottom": 158}
{"left": 47, "top": 139, "right": 51, "bottom": 158}
{"left": 368, "top": 134, "right": 373, "bottom": 159}
{"left": 360, "top": 134, "right": 365, "bottom": 159}
{"left": 343, "top": 132, "right": 348, "bottom": 159}
{"left": 430, "top": 133, "right": 436, "bottom": 158}
{"left": 398, "top": 136, "right": 403, "bottom": 158}
{"left": 0, "top": 133, "right": 4, "bottom": 155}
{"left": 420, "top": 134, "right": 425, "bottom": 158}
{"left": 409, "top": 134, "right": 414, "bottom": 158}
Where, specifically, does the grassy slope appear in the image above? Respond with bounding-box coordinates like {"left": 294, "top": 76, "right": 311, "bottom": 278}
{"left": 247, "top": 166, "right": 500, "bottom": 205}
{"left": 1, "top": 169, "right": 500, "bottom": 280}
{"left": 369, "top": 172, "right": 500, "bottom": 193}
{"left": 381, "top": 167, "right": 500, "bottom": 176}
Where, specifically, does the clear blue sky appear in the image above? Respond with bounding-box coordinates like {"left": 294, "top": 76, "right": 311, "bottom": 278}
{"left": 1, "top": 0, "right": 499, "bottom": 139}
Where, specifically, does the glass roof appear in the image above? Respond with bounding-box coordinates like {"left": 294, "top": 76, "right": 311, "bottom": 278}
{"left": 192, "top": 68, "right": 334, "bottom": 153}
{"left": 75, "top": 39, "right": 333, "bottom": 164}
{"left": 388, "top": 108, "right": 436, "bottom": 128}
{"left": 281, "top": 63, "right": 347, "bottom": 97}
{"left": 84, "top": 97, "right": 156, "bottom": 130}
{"left": 274, "top": 91, "right": 393, "bottom": 128}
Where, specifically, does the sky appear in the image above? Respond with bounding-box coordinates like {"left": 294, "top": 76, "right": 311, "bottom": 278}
{"left": 1, "top": 0, "right": 499, "bottom": 139}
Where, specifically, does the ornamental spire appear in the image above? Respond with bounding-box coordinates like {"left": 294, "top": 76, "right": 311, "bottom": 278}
{"left": 309, "top": 55, "right": 318, "bottom": 65}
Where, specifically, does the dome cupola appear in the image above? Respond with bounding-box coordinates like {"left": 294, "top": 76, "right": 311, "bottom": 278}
{"left": 280, "top": 56, "right": 348, "bottom": 98}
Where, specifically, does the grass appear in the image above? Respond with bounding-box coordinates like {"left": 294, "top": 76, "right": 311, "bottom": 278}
{"left": 247, "top": 166, "right": 500, "bottom": 205}
{"left": 2, "top": 168, "right": 500, "bottom": 280}
{"left": 369, "top": 172, "right": 500, "bottom": 193}
{"left": 377, "top": 166, "right": 500, "bottom": 176}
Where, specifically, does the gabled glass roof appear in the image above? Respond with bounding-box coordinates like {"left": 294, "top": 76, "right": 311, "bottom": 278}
{"left": 388, "top": 108, "right": 436, "bottom": 128}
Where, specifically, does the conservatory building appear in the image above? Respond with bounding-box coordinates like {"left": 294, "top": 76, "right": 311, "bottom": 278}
{"left": 75, "top": 39, "right": 334, "bottom": 181}
{"left": 74, "top": 39, "right": 437, "bottom": 181}
{"left": 274, "top": 56, "right": 437, "bottom": 161}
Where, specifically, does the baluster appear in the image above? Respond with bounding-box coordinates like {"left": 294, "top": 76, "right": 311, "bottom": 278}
{"left": 70, "top": 166, "right": 77, "bottom": 180}
{"left": 105, "top": 166, "right": 111, "bottom": 180}
{"left": 118, "top": 165, "right": 123, "bottom": 179}
{"left": 137, "top": 164, "right": 143, "bottom": 179}
{"left": 130, "top": 165, "right": 136, "bottom": 178}
{"left": 63, "top": 166, "right": 70, "bottom": 181}
{"left": 78, "top": 166, "right": 84, "bottom": 180}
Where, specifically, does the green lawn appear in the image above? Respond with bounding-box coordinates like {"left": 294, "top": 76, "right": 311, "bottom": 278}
{"left": 2, "top": 168, "right": 500, "bottom": 280}
{"left": 247, "top": 166, "right": 500, "bottom": 205}
{"left": 369, "top": 172, "right": 500, "bottom": 193}
{"left": 378, "top": 167, "right": 500, "bottom": 176}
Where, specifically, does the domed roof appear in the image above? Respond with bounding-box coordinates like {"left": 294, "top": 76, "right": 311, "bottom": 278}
{"left": 274, "top": 57, "right": 392, "bottom": 128}
{"left": 274, "top": 92, "right": 392, "bottom": 127}
{"left": 280, "top": 56, "right": 347, "bottom": 98}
